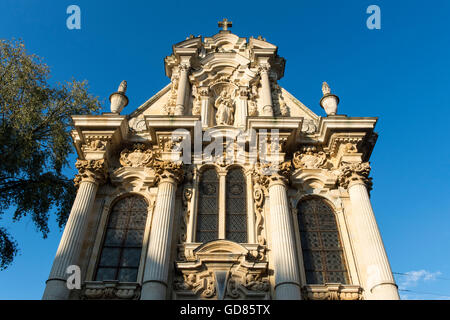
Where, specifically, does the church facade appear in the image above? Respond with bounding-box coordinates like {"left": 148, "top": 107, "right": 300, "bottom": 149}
{"left": 42, "top": 21, "right": 399, "bottom": 300}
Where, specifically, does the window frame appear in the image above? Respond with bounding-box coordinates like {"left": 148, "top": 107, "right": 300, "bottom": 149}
{"left": 193, "top": 165, "right": 251, "bottom": 244}
{"left": 92, "top": 194, "right": 151, "bottom": 283}
{"left": 295, "top": 196, "right": 350, "bottom": 285}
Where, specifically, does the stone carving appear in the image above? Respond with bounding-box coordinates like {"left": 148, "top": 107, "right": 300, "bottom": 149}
{"left": 338, "top": 162, "right": 372, "bottom": 190}
{"left": 82, "top": 139, "right": 106, "bottom": 152}
{"left": 322, "top": 81, "right": 331, "bottom": 95}
{"left": 74, "top": 159, "right": 107, "bottom": 187}
{"left": 248, "top": 99, "right": 258, "bottom": 116}
{"left": 128, "top": 116, "right": 147, "bottom": 133}
{"left": 163, "top": 73, "right": 179, "bottom": 115}
{"left": 271, "top": 83, "right": 289, "bottom": 117}
{"left": 153, "top": 160, "right": 184, "bottom": 184}
{"left": 119, "top": 144, "right": 155, "bottom": 167}
{"left": 81, "top": 282, "right": 141, "bottom": 300}
{"left": 191, "top": 85, "right": 202, "bottom": 115}
{"left": 292, "top": 147, "right": 328, "bottom": 169}
{"left": 179, "top": 167, "right": 194, "bottom": 246}
{"left": 174, "top": 241, "right": 269, "bottom": 299}
{"left": 215, "top": 91, "right": 235, "bottom": 125}
{"left": 301, "top": 119, "right": 318, "bottom": 134}
{"left": 253, "top": 183, "right": 266, "bottom": 246}
{"left": 302, "top": 284, "right": 362, "bottom": 300}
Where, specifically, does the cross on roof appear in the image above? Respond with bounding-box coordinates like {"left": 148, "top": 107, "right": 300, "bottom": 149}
{"left": 218, "top": 18, "right": 232, "bottom": 31}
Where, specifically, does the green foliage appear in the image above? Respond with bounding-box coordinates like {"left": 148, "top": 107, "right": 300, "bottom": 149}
{"left": 0, "top": 39, "right": 101, "bottom": 270}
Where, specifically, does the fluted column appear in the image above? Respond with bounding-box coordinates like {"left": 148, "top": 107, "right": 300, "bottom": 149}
{"left": 268, "top": 172, "right": 301, "bottom": 300}
{"left": 43, "top": 159, "right": 106, "bottom": 300}
{"left": 199, "top": 86, "right": 210, "bottom": 128}
{"left": 141, "top": 163, "right": 183, "bottom": 300}
{"left": 339, "top": 162, "right": 399, "bottom": 300}
{"left": 174, "top": 63, "right": 190, "bottom": 116}
{"left": 259, "top": 63, "right": 274, "bottom": 117}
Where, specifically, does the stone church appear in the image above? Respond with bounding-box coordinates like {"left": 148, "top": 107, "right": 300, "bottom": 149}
{"left": 42, "top": 20, "right": 399, "bottom": 300}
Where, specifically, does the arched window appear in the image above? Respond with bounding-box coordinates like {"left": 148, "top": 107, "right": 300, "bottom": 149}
{"left": 196, "top": 168, "right": 219, "bottom": 242}
{"left": 95, "top": 195, "right": 148, "bottom": 282}
{"left": 297, "top": 197, "right": 349, "bottom": 284}
{"left": 225, "top": 168, "right": 247, "bottom": 243}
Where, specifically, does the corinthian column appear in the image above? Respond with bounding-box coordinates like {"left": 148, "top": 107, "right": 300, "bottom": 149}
{"left": 339, "top": 162, "right": 399, "bottom": 300}
{"left": 174, "top": 63, "right": 190, "bottom": 116}
{"left": 42, "top": 159, "right": 106, "bottom": 300}
{"left": 259, "top": 63, "right": 274, "bottom": 117}
{"left": 266, "top": 163, "right": 301, "bottom": 299}
{"left": 141, "top": 162, "right": 183, "bottom": 300}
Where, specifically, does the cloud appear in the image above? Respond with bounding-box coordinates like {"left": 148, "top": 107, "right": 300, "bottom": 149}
{"left": 399, "top": 270, "right": 442, "bottom": 288}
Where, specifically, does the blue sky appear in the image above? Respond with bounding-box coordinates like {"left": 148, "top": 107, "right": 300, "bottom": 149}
{"left": 0, "top": 0, "right": 449, "bottom": 300}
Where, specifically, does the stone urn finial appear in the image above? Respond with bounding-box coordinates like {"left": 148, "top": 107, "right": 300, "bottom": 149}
{"left": 109, "top": 80, "right": 129, "bottom": 114}
{"left": 320, "top": 81, "right": 339, "bottom": 116}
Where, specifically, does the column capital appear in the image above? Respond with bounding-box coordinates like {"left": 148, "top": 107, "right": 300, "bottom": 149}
{"left": 198, "top": 86, "right": 210, "bottom": 98}
{"left": 74, "top": 159, "right": 108, "bottom": 187}
{"left": 258, "top": 63, "right": 271, "bottom": 74}
{"left": 238, "top": 86, "right": 250, "bottom": 98}
{"left": 154, "top": 161, "right": 184, "bottom": 185}
{"left": 254, "top": 161, "right": 292, "bottom": 189}
{"left": 338, "top": 162, "right": 373, "bottom": 190}
{"left": 179, "top": 62, "right": 191, "bottom": 72}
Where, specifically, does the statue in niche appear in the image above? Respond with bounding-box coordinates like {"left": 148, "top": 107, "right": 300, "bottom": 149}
{"left": 215, "top": 90, "right": 234, "bottom": 125}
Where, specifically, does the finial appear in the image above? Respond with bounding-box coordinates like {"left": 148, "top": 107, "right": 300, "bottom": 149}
{"left": 110, "top": 80, "right": 129, "bottom": 114}
{"left": 218, "top": 18, "right": 232, "bottom": 32}
{"left": 322, "top": 82, "right": 331, "bottom": 95}
{"left": 118, "top": 80, "right": 127, "bottom": 93}
{"left": 320, "top": 81, "right": 339, "bottom": 116}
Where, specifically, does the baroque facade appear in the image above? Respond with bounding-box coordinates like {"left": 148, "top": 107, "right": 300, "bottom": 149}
{"left": 42, "top": 20, "right": 399, "bottom": 300}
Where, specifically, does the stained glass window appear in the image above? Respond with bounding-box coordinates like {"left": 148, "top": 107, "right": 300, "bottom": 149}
{"left": 196, "top": 168, "right": 219, "bottom": 242}
{"left": 225, "top": 168, "right": 247, "bottom": 243}
{"left": 95, "top": 195, "right": 148, "bottom": 282}
{"left": 298, "top": 197, "right": 349, "bottom": 284}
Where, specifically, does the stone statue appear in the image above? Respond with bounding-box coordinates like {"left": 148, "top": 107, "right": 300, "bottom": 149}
{"left": 215, "top": 91, "right": 234, "bottom": 125}
{"left": 322, "top": 82, "right": 331, "bottom": 95}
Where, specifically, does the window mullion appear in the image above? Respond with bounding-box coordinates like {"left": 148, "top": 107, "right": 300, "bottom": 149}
{"left": 218, "top": 171, "right": 227, "bottom": 239}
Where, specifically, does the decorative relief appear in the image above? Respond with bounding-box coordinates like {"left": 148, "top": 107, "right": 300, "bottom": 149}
{"left": 302, "top": 284, "right": 362, "bottom": 300}
{"left": 337, "top": 162, "right": 372, "bottom": 190}
{"left": 328, "top": 136, "right": 362, "bottom": 157}
{"left": 163, "top": 72, "right": 179, "bottom": 116}
{"left": 81, "top": 281, "right": 141, "bottom": 300}
{"left": 178, "top": 166, "right": 194, "bottom": 256}
{"left": 271, "top": 83, "right": 289, "bottom": 117}
{"left": 128, "top": 115, "right": 147, "bottom": 133}
{"left": 174, "top": 241, "right": 269, "bottom": 300}
{"left": 292, "top": 147, "right": 329, "bottom": 170}
{"left": 301, "top": 119, "right": 318, "bottom": 134}
{"left": 248, "top": 84, "right": 259, "bottom": 116}
{"left": 253, "top": 183, "right": 266, "bottom": 246}
{"left": 82, "top": 139, "right": 106, "bottom": 152}
{"left": 74, "top": 159, "right": 108, "bottom": 187}
{"left": 119, "top": 144, "right": 155, "bottom": 167}
{"left": 159, "top": 135, "right": 183, "bottom": 153}
{"left": 191, "top": 85, "right": 202, "bottom": 116}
